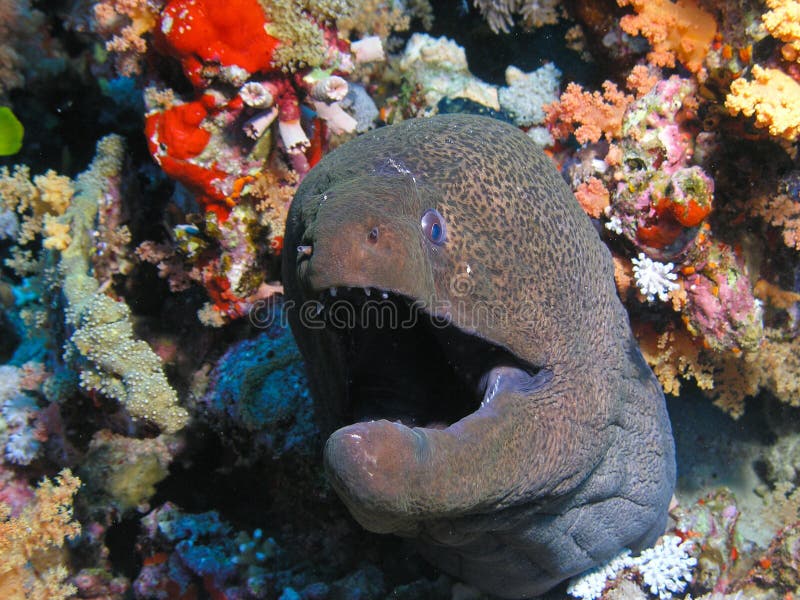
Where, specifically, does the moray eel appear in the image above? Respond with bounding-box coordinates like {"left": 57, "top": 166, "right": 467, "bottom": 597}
{"left": 282, "top": 114, "right": 675, "bottom": 598}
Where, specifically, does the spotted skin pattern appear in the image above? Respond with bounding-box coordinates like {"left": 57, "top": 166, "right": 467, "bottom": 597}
{"left": 282, "top": 115, "right": 675, "bottom": 598}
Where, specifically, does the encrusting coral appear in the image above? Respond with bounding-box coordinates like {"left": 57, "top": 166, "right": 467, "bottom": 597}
{"left": 128, "top": 0, "right": 393, "bottom": 324}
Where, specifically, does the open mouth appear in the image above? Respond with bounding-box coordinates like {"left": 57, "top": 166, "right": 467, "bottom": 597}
{"left": 312, "top": 286, "right": 542, "bottom": 430}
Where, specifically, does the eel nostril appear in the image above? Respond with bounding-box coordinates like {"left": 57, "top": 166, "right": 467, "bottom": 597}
{"left": 297, "top": 245, "right": 313, "bottom": 260}
{"left": 367, "top": 227, "right": 379, "bottom": 244}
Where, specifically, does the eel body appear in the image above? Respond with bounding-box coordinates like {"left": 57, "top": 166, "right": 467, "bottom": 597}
{"left": 282, "top": 114, "right": 676, "bottom": 598}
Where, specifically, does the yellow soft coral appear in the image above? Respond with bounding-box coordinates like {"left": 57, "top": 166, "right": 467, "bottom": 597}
{"left": 726, "top": 65, "right": 800, "bottom": 142}
{"left": 42, "top": 215, "right": 72, "bottom": 251}
{"left": 618, "top": 0, "right": 717, "bottom": 74}
{"left": 763, "top": 0, "right": 800, "bottom": 62}
{"left": 93, "top": 0, "right": 159, "bottom": 76}
{"left": 0, "top": 166, "right": 74, "bottom": 244}
{"left": 0, "top": 470, "right": 81, "bottom": 600}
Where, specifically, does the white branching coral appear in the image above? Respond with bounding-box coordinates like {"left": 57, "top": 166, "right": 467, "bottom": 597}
{"left": 632, "top": 253, "right": 678, "bottom": 302}
{"left": 637, "top": 536, "right": 697, "bottom": 599}
{"left": 567, "top": 536, "right": 696, "bottom": 600}
{"left": 567, "top": 550, "right": 634, "bottom": 599}
{"left": 605, "top": 215, "right": 624, "bottom": 235}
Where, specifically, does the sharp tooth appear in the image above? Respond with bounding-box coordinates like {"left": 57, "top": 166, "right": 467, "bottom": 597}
{"left": 381, "top": 291, "right": 388, "bottom": 299}
{"left": 314, "top": 302, "right": 323, "bottom": 316}
{"left": 330, "top": 287, "right": 337, "bottom": 297}
{"left": 364, "top": 287, "right": 371, "bottom": 296}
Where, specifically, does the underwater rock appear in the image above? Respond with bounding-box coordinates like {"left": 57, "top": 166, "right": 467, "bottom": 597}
{"left": 197, "top": 314, "right": 316, "bottom": 463}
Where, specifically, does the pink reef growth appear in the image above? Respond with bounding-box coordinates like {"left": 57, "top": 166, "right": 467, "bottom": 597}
{"left": 607, "top": 76, "right": 715, "bottom": 261}
{"left": 555, "top": 72, "right": 763, "bottom": 357}
{"left": 683, "top": 242, "right": 763, "bottom": 354}
{"left": 670, "top": 489, "right": 743, "bottom": 595}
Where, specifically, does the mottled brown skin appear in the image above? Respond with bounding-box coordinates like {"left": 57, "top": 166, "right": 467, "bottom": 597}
{"left": 282, "top": 115, "right": 675, "bottom": 598}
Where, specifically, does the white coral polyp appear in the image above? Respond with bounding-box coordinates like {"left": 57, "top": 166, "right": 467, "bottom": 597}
{"left": 637, "top": 536, "right": 697, "bottom": 599}
{"left": 312, "top": 101, "right": 357, "bottom": 135}
{"left": 310, "top": 76, "right": 349, "bottom": 102}
{"left": 240, "top": 81, "right": 274, "bottom": 108}
{"left": 5, "top": 429, "right": 40, "bottom": 465}
{"left": 243, "top": 107, "right": 278, "bottom": 140}
{"left": 0, "top": 365, "right": 22, "bottom": 402}
{"left": 2, "top": 393, "right": 37, "bottom": 427}
{"left": 567, "top": 550, "right": 634, "bottom": 600}
{"left": 632, "top": 253, "right": 678, "bottom": 302}
{"left": 567, "top": 536, "right": 696, "bottom": 600}
{"left": 278, "top": 119, "right": 310, "bottom": 154}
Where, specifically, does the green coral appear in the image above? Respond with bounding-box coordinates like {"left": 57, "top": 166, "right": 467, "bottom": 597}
{"left": 59, "top": 135, "right": 188, "bottom": 434}
{"left": 80, "top": 431, "right": 172, "bottom": 515}
{"left": 261, "top": 0, "right": 356, "bottom": 71}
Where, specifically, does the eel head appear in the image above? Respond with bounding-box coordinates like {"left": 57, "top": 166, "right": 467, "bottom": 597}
{"left": 285, "top": 171, "right": 550, "bottom": 536}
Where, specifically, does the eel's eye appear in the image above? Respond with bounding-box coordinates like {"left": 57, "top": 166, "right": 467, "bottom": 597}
{"left": 367, "top": 227, "right": 379, "bottom": 243}
{"left": 421, "top": 208, "right": 446, "bottom": 245}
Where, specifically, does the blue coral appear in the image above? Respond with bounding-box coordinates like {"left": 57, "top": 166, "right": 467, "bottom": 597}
{"left": 198, "top": 309, "right": 316, "bottom": 460}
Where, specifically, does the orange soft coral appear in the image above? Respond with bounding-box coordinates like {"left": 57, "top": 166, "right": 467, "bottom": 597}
{"left": 617, "top": 0, "right": 717, "bottom": 74}
{"left": 574, "top": 176, "right": 610, "bottom": 218}
{"left": 749, "top": 178, "right": 800, "bottom": 250}
{"left": 635, "top": 324, "right": 714, "bottom": 397}
{"left": 545, "top": 80, "right": 633, "bottom": 143}
{"left": 0, "top": 470, "right": 81, "bottom": 599}
{"left": 762, "top": 0, "right": 800, "bottom": 63}
{"left": 544, "top": 66, "right": 657, "bottom": 144}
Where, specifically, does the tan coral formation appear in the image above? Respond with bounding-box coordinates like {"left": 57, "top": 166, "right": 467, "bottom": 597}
{"left": 637, "top": 323, "right": 800, "bottom": 418}
{"left": 473, "top": 0, "right": 561, "bottom": 33}
{"left": 0, "top": 470, "right": 81, "bottom": 600}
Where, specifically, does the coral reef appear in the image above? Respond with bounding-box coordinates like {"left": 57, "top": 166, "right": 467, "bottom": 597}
{"left": 473, "top": 0, "right": 561, "bottom": 33}
{"left": 130, "top": 0, "right": 394, "bottom": 324}
{"left": 0, "top": 0, "right": 800, "bottom": 598}
{"left": 726, "top": 65, "right": 800, "bottom": 142}
{"left": 567, "top": 535, "right": 697, "bottom": 600}
{"left": 617, "top": 0, "right": 717, "bottom": 75}
{"left": 0, "top": 0, "right": 63, "bottom": 97}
